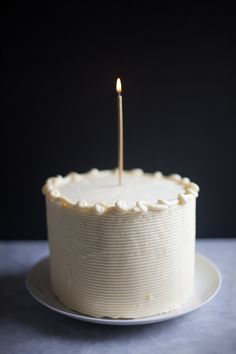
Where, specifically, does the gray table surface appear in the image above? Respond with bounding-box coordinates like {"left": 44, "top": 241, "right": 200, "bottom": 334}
{"left": 0, "top": 239, "right": 235, "bottom": 354}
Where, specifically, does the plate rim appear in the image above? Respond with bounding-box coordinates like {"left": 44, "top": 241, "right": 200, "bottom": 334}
{"left": 26, "top": 253, "right": 222, "bottom": 326}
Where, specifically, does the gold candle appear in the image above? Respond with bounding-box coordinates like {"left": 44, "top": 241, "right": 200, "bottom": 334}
{"left": 116, "top": 78, "right": 123, "bottom": 185}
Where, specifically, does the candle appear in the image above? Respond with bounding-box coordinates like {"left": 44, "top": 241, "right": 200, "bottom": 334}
{"left": 116, "top": 78, "right": 123, "bottom": 185}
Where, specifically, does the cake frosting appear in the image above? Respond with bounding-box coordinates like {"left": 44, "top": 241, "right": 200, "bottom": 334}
{"left": 43, "top": 169, "right": 199, "bottom": 319}
{"left": 43, "top": 168, "right": 199, "bottom": 214}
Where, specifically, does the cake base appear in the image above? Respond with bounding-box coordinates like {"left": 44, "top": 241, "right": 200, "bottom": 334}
{"left": 59, "top": 296, "right": 185, "bottom": 319}
{"left": 26, "top": 254, "right": 221, "bottom": 325}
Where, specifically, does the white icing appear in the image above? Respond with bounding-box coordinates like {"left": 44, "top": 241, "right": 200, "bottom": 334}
{"left": 182, "top": 177, "right": 190, "bottom": 185}
{"left": 77, "top": 199, "right": 88, "bottom": 208}
{"left": 136, "top": 200, "right": 148, "bottom": 212}
{"left": 43, "top": 169, "right": 199, "bottom": 318}
{"left": 169, "top": 173, "right": 181, "bottom": 182}
{"left": 189, "top": 182, "right": 200, "bottom": 193}
{"left": 58, "top": 174, "right": 183, "bottom": 206}
{"left": 42, "top": 169, "right": 199, "bottom": 214}
{"left": 115, "top": 200, "right": 128, "bottom": 211}
{"left": 46, "top": 197, "right": 196, "bottom": 318}
{"left": 178, "top": 193, "right": 189, "bottom": 204}
{"left": 186, "top": 188, "right": 198, "bottom": 198}
{"left": 94, "top": 204, "right": 105, "bottom": 215}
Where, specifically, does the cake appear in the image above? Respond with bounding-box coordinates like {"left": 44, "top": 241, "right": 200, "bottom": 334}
{"left": 42, "top": 168, "right": 199, "bottom": 319}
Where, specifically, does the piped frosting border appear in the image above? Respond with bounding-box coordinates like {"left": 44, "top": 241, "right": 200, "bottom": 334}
{"left": 42, "top": 168, "right": 200, "bottom": 215}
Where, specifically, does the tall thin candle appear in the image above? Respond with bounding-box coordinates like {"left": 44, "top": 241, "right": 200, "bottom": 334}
{"left": 116, "top": 78, "right": 123, "bottom": 185}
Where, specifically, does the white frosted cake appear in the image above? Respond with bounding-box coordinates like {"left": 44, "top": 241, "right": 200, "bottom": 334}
{"left": 42, "top": 168, "right": 199, "bottom": 319}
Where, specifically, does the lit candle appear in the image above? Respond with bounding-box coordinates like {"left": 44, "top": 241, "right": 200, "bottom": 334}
{"left": 116, "top": 78, "right": 123, "bottom": 185}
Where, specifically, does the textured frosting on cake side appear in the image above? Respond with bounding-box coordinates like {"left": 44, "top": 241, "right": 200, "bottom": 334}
{"left": 43, "top": 169, "right": 199, "bottom": 319}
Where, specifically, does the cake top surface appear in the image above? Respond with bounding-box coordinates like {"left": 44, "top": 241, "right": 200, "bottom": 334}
{"left": 42, "top": 169, "right": 199, "bottom": 215}
{"left": 58, "top": 172, "right": 183, "bottom": 206}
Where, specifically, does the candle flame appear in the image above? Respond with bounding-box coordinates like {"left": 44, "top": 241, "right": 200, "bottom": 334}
{"left": 116, "top": 78, "right": 122, "bottom": 94}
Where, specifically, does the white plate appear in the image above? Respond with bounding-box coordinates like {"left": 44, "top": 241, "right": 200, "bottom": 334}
{"left": 26, "top": 254, "right": 221, "bottom": 326}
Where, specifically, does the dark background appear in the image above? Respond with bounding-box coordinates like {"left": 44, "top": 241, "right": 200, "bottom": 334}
{"left": 1, "top": 2, "right": 236, "bottom": 239}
